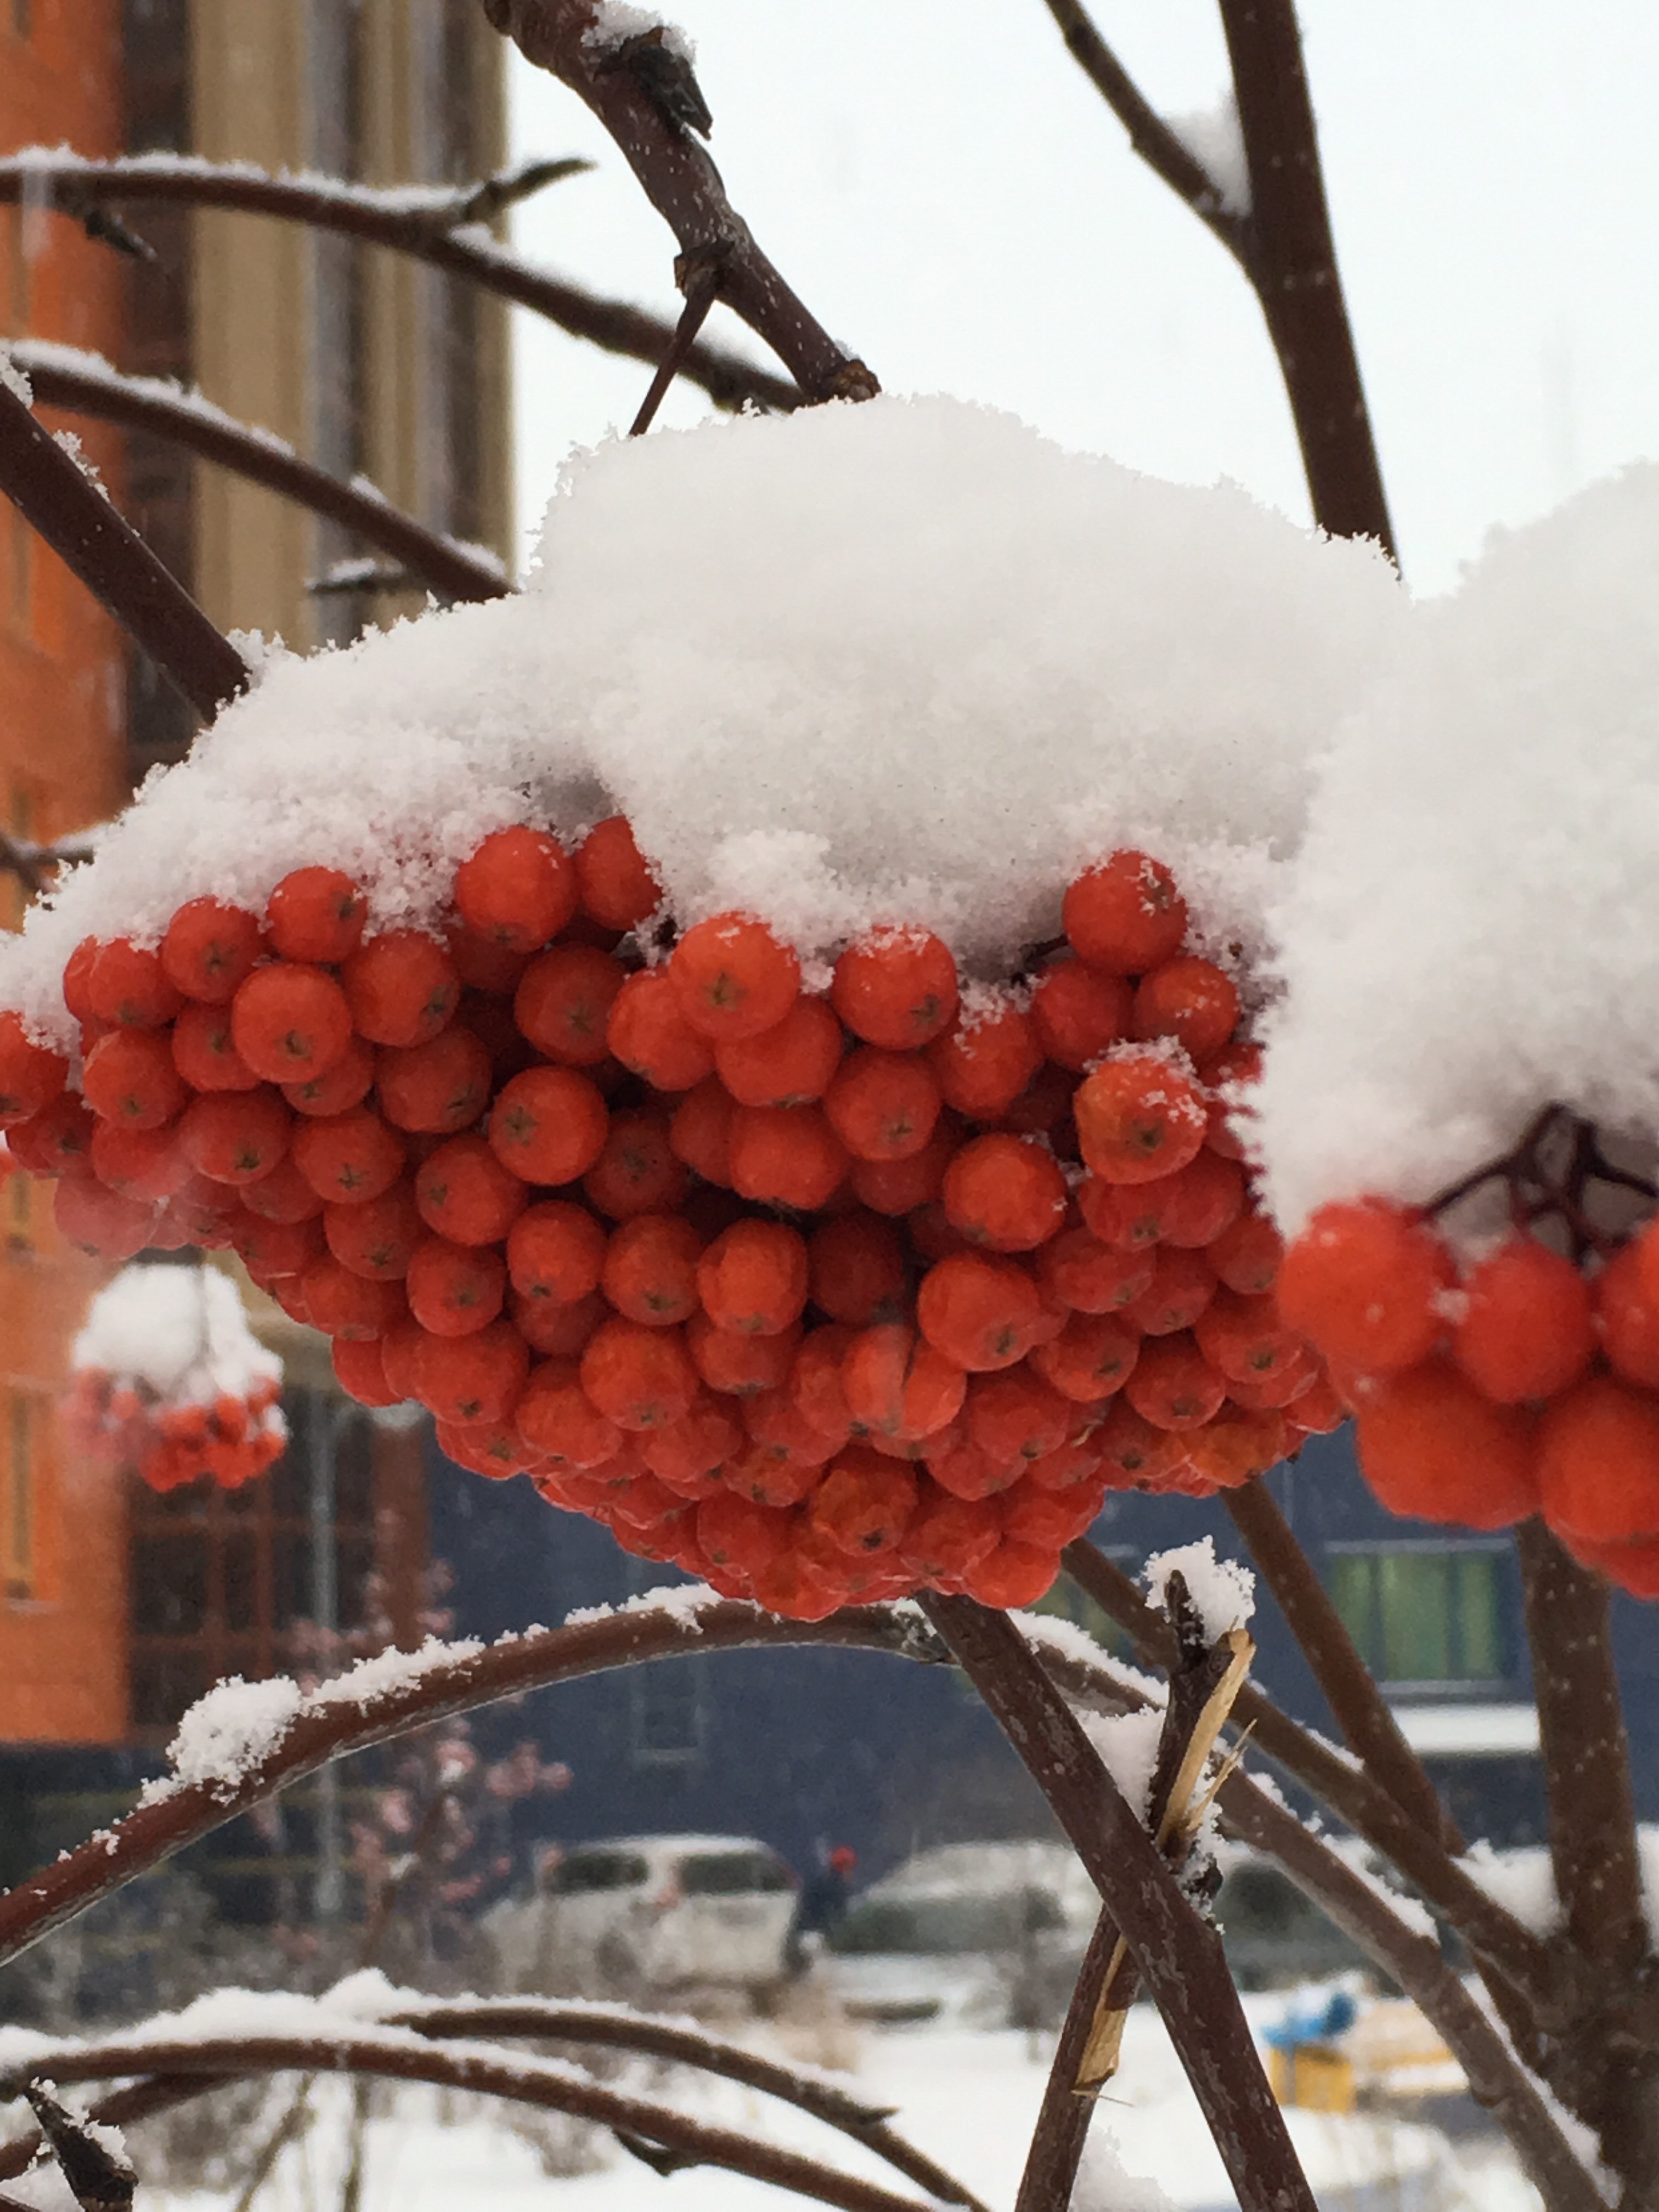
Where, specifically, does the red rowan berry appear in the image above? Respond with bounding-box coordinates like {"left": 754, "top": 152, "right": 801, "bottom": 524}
{"left": 1282, "top": 1372, "right": 1346, "bottom": 1436}
{"left": 723, "top": 1448, "right": 821, "bottom": 1510}
{"left": 488, "top": 1065, "right": 608, "bottom": 1186}
{"left": 576, "top": 815, "right": 662, "bottom": 932}
{"left": 696, "top": 1491, "right": 791, "bottom": 1576}
{"left": 82, "top": 1028, "right": 186, "bottom": 1131}
{"left": 88, "top": 938, "right": 184, "bottom": 1029}
{"left": 416, "top": 1132, "right": 527, "bottom": 1244}
{"left": 331, "top": 1336, "right": 401, "bottom": 1408}
{"left": 824, "top": 1047, "right": 941, "bottom": 1162}
{"left": 1452, "top": 1236, "right": 1595, "bottom": 1404}
{"left": 966, "top": 1369, "right": 1075, "bottom": 1464}
{"left": 54, "top": 1177, "right": 157, "bottom": 1259}
{"left": 233, "top": 1210, "right": 325, "bottom": 1281}
{"left": 715, "top": 995, "right": 844, "bottom": 1108}
{"left": 232, "top": 963, "right": 353, "bottom": 1084}
{"left": 1361, "top": 1361, "right": 1541, "bottom": 1530}
{"left": 1183, "top": 1408, "right": 1289, "bottom": 1492}
{"left": 90, "top": 1121, "right": 190, "bottom": 1204}
{"left": 375, "top": 1028, "right": 491, "bottom": 1134}
{"left": 602, "top": 1213, "right": 702, "bottom": 1326}
{"left": 810, "top": 1448, "right": 918, "bottom": 1554}
{"left": 406, "top": 1235, "right": 506, "bottom": 1335}
{"left": 1195, "top": 1288, "right": 1304, "bottom": 1383}
{"left": 161, "top": 899, "right": 262, "bottom": 1003}
{"left": 512, "top": 1286, "right": 605, "bottom": 1358}
{"left": 670, "top": 913, "right": 800, "bottom": 1042}
{"left": 964, "top": 1539, "right": 1060, "bottom": 1610}
{"left": 848, "top": 1115, "right": 956, "bottom": 1217}
{"left": 266, "top": 867, "right": 367, "bottom": 963}
{"left": 291, "top": 1105, "right": 405, "bottom": 1206}
{"left": 1539, "top": 1374, "right": 1659, "bottom": 1543}
{"left": 916, "top": 1251, "right": 1045, "bottom": 1371}
{"left": 281, "top": 1035, "right": 375, "bottom": 1118}
{"left": 240, "top": 1153, "right": 324, "bottom": 1224}
{"left": 842, "top": 1323, "right": 966, "bottom": 1441}
{"left": 727, "top": 1103, "right": 848, "bottom": 1211}
{"left": 943, "top": 1132, "right": 1068, "bottom": 1252}
{"left": 1199, "top": 1040, "right": 1263, "bottom": 1161}
{"left": 447, "top": 926, "right": 528, "bottom": 997}
{"left": 687, "top": 1313, "right": 800, "bottom": 1397}
{"left": 0, "top": 1013, "right": 66, "bottom": 1125}
{"left": 508, "top": 1200, "right": 607, "bottom": 1306}
{"left": 582, "top": 1317, "right": 698, "bottom": 1429}
{"left": 7, "top": 1092, "right": 93, "bottom": 1174}
{"left": 927, "top": 997, "right": 1041, "bottom": 1120}
{"left": 896, "top": 1486, "right": 1002, "bottom": 1582}
{"left": 1032, "top": 1311, "right": 1139, "bottom": 1402}
{"left": 1122, "top": 1245, "right": 1217, "bottom": 1336}
{"left": 667, "top": 1078, "right": 734, "bottom": 1187}
{"left": 453, "top": 825, "right": 577, "bottom": 951}
{"left": 1063, "top": 850, "right": 1187, "bottom": 974}
{"left": 342, "top": 931, "right": 459, "bottom": 1047}
{"left": 1029, "top": 960, "right": 1133, "bottom": 1071}
{"left": 1207, "top": 1208, "right": 1284, "bottom": 1296}
{"left": 300, "top": 1256, "right": 405, "bottom": 1340}
{"left": 698, "top": 1219, "right": 810, "bottom": 1335}
{"left": 1596, "top": 1242, "right": 1659, "bottom": 1389}
{"left": 324, "top": 1182, "right": 424, "bottom": 1279}
{"left": 583, "top": 1109, "right": 686, "bottom": 1220}
{"left": 1037, "top": 1226, "right": 1152, "bottom": 1314}
{"left": 1075, "top": 1052, "right": 1207, "bottom": 1184}
{"left": 1132, "top": 955, "right": 1239, "bottom": 1063}
{"left": 1277, "top": 1199, "right": 1452, "bottom": 1374}
{"left": 514, "top": 944, "right": 624, "bottom": 1066}
{"left": 177, "top": 1090, "right": 292, "bottom": 1185}
{"left": 416, "top": 1320, "right": 529, "bottom": 1427}
{"left": 831, "top": 928, "right": 958, "bottom": 1050}
{"left": 607, "top": 969, "right": 715, "bottom": 1091}
{"left": 808, "top": 1212, "right": 906, "bottom": 1325}
{"left": 644, "top": 1397, "right": 746, "bottom": 1494}
{"left": 1125, "top": 1333, "right": 1227, "bottom": 1430}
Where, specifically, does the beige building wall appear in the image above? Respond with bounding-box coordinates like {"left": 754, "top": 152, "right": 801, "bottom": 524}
{"left": 187, "top": 1, "right": 511, "bottom": 648}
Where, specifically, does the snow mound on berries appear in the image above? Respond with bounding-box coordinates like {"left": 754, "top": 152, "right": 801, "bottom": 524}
{"left": 0, "top": 397, "right": 1403, "bottom": 1042}
{"left": 71, "top": 1262, "right": 281, "bottom": 1404}
{"left": 1256, "top": 466, "right": 1659, "bottom": 1232}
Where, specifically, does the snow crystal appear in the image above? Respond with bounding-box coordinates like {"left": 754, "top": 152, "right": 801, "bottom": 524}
{"left": 72, "top": 1262, "right": 281, "bottom": 1405}
{"left": 0, "top": 345, "right": 31, "bottom": 405}
{"left": 1015, "top": 1609, "right": 1166, "bottom": 1709}
{"left": 308, "top": 1633, "right": 486, "bottom": 1706}
{"left": 584, "top": 2, "right": 694, "bottom": 61}
{"left": 1257, "top": 465, "right": 1659, "bottom": 1234}
{"left": 1143, "top": 1537, "right": 1255, "bottom": 1639}
{"left": 1083, "top": 1706, "right": 1166, "bottom": 1822}
{"left": 1166, "top": 93, "right": 1250, "bottom": 217}
{"left": 563, "top": 1582, "right": 721, "bottom": 1630}
{"left": 0, "top": 397, "right": 1405, "bottom": 1047}
{"left": 152, "top": 1673, "right": 303, "bottom": 1799}
{"left": 1463, "top": 1839, "right": 1561, "bottom": 1938}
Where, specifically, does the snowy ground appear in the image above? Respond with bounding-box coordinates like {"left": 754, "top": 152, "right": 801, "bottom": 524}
{"left": 30, "top": 1994, "right": 1541, "bottom": 2212}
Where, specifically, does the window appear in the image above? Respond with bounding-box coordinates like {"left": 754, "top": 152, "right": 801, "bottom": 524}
{"left": 552, "top": 1850, "right": 650, "bottom": 1895}
{"left": 629, "top": 1661, "right": 704, "bottom": 1766}
{"left": 1327, "top": 1545, "right": 1505, "bottom": 1688}
{"left": 680, "top": 1850, "right": 793, "bottom": 1897}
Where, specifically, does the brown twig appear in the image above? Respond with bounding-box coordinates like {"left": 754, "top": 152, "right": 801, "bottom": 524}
{"left": 1216, "top": 0, "right": 1395, "bottom": 556}
{"left": 0, "top": 157, "right": 798, "bottom": 416}
{"left": 1, "top": 2036, "right": 935, "bottom": 2212}
{"left": 482, "top": 1, "right": 878, "bottom": 405}
{"left": 920, "top": 1594, "right": 1317, "bottom": 2212}
{"left": 1012, "top": 1906, "right": 1118, "bottom": 2212}
{"left": 10, "top": 345, "right": 510, "bottom": 606}
{"left": 1038, "top": 0, "right": 1251, "bottom": 264}
{"left": 1059, "top": 1541, "right": 1561, "bottom": 2015}
{"left": 1223, "top": 1480, "right": 1458, "bottom": 1847}
{"left": 0, "top": 381, "right": 249, "bottom": 722}
{"left": 0, "top": 1600, "right": 944, "bottom": 1971}
{"left": 629, "top": 258, "right": 724, "bottom": 435}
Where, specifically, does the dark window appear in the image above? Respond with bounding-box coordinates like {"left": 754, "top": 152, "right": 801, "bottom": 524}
{"left": 1327, "top": 1546, "right": 1505, "bottom": 1686}
{"left": 680, "top": 1852, "right": 793, "bottom": 1897}
{"left": 552, "top": 1850, "right": 650, "bottom": 1895}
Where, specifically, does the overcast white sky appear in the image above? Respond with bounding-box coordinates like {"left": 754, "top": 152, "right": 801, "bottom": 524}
{"left": 505, "top": 4, "right": 1659, "bottom": 597}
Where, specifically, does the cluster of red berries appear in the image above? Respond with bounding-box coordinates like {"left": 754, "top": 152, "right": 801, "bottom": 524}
{"left": 64, "top": 1367, "right": 285, "bottom": 1493}
{"left": 0, "top": 826, "right": 1335, "bottom": 1618}
{"left": 1279, "top": 1200, "right": 1659, "bottom": 1595}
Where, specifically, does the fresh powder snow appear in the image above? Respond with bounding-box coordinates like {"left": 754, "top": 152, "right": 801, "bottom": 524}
{"left": 71, "top": 1262, "right": 282, "bottom": 1407}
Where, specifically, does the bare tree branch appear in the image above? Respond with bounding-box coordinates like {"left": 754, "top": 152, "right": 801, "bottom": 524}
{"left": 1038, "top": 0, "right": 1251, "bottom": 264}
{"left": 1223, "top": 1480, "right": 1458, "bottom": 1847}
{"left": 9, "top": 346, "right": 509, "bottom": 607}
{"left": 481, "top": 1, "right": 878, "bottom": 405}
{"left": 0, "top": 156, "right": 799, "bottom": 416}
{"left": 0, "top": 381, "right": 249, "bottom": 722}
{"left": 920, "top": 1593, "right": 1318, "bottom": 2212}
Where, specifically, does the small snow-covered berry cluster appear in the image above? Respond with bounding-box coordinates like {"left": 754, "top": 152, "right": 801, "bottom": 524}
{"left": 0, "top": 826, "right": 1334, "bottom": 1618}
{"left": 1279, "top": 1139, "right": 1659, "bottom": 1595}
{"left": 64, "top": 1261, "right": 287, "bottom": 1494}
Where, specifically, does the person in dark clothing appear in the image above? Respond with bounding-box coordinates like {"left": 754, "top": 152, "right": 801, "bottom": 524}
{"left": 786, "top": 1843, "right": 857, "bottom": 1972}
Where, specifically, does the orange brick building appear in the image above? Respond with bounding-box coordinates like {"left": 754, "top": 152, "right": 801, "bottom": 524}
{"left": 1, "top": 2, "right": 510, "bottom": 1788}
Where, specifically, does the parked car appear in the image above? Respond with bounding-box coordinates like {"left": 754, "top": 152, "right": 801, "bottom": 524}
{"left": 825, "top": 1839, "right": 1097, "bottom": 2027}
{"left": 484, "top": 1833, "right": 800, "bottom": 1998}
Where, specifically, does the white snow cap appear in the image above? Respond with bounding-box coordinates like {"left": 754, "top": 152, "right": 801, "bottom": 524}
{"left": 1143, "top": 1537, "right": 1255, "bottom": 1639}
{"left": 0, "top": 396, "right": 1405, "bottom": 1046}
{"left": 72, "top": 1263, "right": 282, "bottom": 1407}
{"left": 1256, "top": 465, "right": 1659, "bottom": 1235}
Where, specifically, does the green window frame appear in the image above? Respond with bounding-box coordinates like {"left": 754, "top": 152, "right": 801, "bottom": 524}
{"left": 1327, "top": 1544, "right": 1506, "bottom": 1688}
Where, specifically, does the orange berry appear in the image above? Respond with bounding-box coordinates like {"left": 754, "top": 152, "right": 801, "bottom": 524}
{"left": 963, "top": 1539, "right": 1060, "bottom": 1610}
{"left": 89, "top": 1121, "right": 190, "bottom": 1204}
{"left": 232, "top": 963, "right": 353, "bottom": 1085}
{"left": 515, "top": 1359, "right": 623, "bottom": 1466}
{"left": 670, "top": 913, "right": 800, "bottom": 1041}
{"left": 789, "top": 1323, "right": 857, "bottom": 1437}
{"left": 7, "top": 1092, "right": 93, "bottom": 1174}
{"left": 453, "top": 825, "right": 577, "bottom": 951}
{"left": 82, "top": 1028, "right": 188, "bottom": 1130}
{"left": 415, "top": 1321, "right": 528, "bottom": 1426}
{"left": 849, "top": 1115, "right": 957, "bottom": 1217}
{"left": 1361, "top": 1361, "right": 1540, "bottom": 1530}
{"left": 1074, "top": 1052, "right": 1207, "bottom": 1184}
{"left": 924, "top": 1435, "right": 1023, "bottom": 1501}
{"left": 291, "top": 1105, "right": 405, "bottom": 1206}
{"left": 1135, "top": 1151, "right": 1246, "bottom": 1250}
{"left": 1024, "top": 1437, "right": 1105, "bottom": 1493}
{"left": 488, "top": 1065, "right": 608, "bottom": 1186}
{"left": 808, "top": 1212, "right": 906, "bottom": 1325}
{"left": 1282, "top": 1371, "right": 1346, "bottom": 1435}
{"left": 0, "top": 1013, "right": 67, "bottom": 1126}
{"left": 300, "top": 1257, "right": 405, "bottom": 1341}
{"left": 582, "top": 1317, "right": 698, "bottom": 1429}
{"left": 507, "top": 1199, "right": 608, "bottom": 1306}
{"left": 1195, "top": 1288, "right": 1304, "bottom": 1383}
{"left": 512, "top": 1286, "right": 605, "bottom": 1358}
{"left": 87, "top": 938, "right": 184, "bottom": 1029}
{"left": 61, "top": 938, "right": 98, "bottom": 1024}
{"left": 323, "top": 1183, "right": 425, "bottom": 1280}
{"left": 942, "top": 1132, "right": 1067, "bottom": 1252}
{"left": 266, "top": 867, "right": 367, "bottom": 964}
{"left": 842, "top": 1322, "right": 966, "bottom": 1441}
{"left": 1036, "top": 1227, "right": 1152, "bottom": 1314}
{"left": 1538, "top": 1374, "right": 1659, "bottom": 1543}
{"left": 743, "top": 1385, "right": 845, "bottom": 1465}
{"left": 824, "top": 1047, "right": 941, "bottom": 1162}
{"left": 1131, "top": 955, "right": 1239, "bottom": 1063}
{"left": 1031, "top": 1311, "right": 1139, "bottom": 1402}
{"left": 583, "top": 1108, "right": 687, "bottom": 1220}
{"left": 514, "top": 944, "right": 625, "bottom": 1066}
{"left": 727, "top": 1103, "right": 848, "bottom": 1211}
{"left": 1000, "top": 1482, "right": 1105, "bottom": 1552}
{"left": 374, "top": 1028, "right": 492, "bottom": 1134}
{"left": 1276, "top": 1199, "right": 1452, "bottom": 1374}
{"left": 696, "top": 1491, "right": 791, "bottom": 1576}
{"left": 1124, "top": 1333, "right": 1227, "bottom": 1430}
{"left": 831, "top": 928, "right": 958, "bottom": 1051}
{"left": 1596, "top": 1242, "right": 1659, "bottom": 1389}
{"left": 809, "top": 1448, "right": 918, "bottom": 1554}
{"left": 723, "top": 1447, "right": 822, "bottom": 1510}
{"left": 406, "top": 1235, "right": 506, "bottom": 1335}
{"left": 1062, "top": 850, "right": 1187, "bottom": 975}
{"left": 668, "top": 1077, "right": 735, "bottom": 1186}
{"left": 239, "top": 1154, "right": 324, "bottom": 1224}
{"left": 161, "top": 899, "right": 263, "bottom": 1003}
{"left": 1029, "top": 960, "right": 1132, "bottom": 1071}
{"left": 644, "top": 1396, "right": 746, "bottom": 1494}
{"left": 1182, "top": 1408, "right": 1290, "bottom": 1492}
{"left": 1452, "top": 1236, "right": 1595, "bottom": 1404}
{"left": 897, "top": 1485, "right": 1003, "bottom": 1582}
{"left": 178, "top": 1090, "right": 292, "bottom": 1186}
{"left": 1094, "top": 1396, "right": 1185, "bottom": 1486}
{"left": 332, "top": 1336, "right": 400, "bottom": 1409}
{"left": 966, "top": 1369, "right": 1075, "bottom": 1463}
{"left": 916, "top": 1251, "right": 1045, "bottom": 1372}
{"left": 576, "top": 815, "right": 662, "bottom": 931}
{"left": 715, "top": 994, "right": 844, "bottom": 1108}
{"left": 1207, "top": 1209, "right": 1284, "bottom": 1296}
{"left": 54, "top": 1177, "right": 156, "bottom": 1260}
{"left": 607, "top": 968, "right": 716, "bottom": 1091}
{"left": 698, "top": 1219, "right": 810, "bottom": 1335}
{"left": 447, "top": 925, "right": 529, "bottom": 997}
{"left": 687, "top": 1313, "right": 800, "bottom": 1397}
{"left": 927, "top": 997, "right": 1041, "bottom": 1120}
{"left": 342, "top": 931, "right": 459, "bottom": 1048}
{"left": 280, "top": 1035, "right": 374, "bottom": 1118}
{"left": 416, "top": 1132, "right": 529, "bottom": 1244}
{"left": 1122, "top": 1245, "right": 1216, "bottom": 1336}
{"left": 602, "top": 1213, "right": 703, "bottom": 1326}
